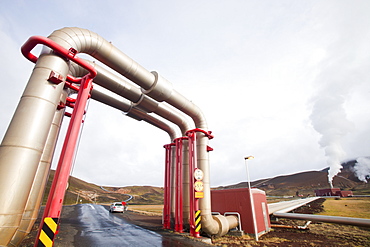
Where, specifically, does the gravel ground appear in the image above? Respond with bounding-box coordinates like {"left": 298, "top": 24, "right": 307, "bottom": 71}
{"left": 212, "top": 198, "right": 370, "bottom": 247}
{"left": 18, "top": 200, "right": 370, "bottom": 246}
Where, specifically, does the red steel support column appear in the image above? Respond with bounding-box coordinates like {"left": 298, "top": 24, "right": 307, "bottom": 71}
{"left": 35, "top": 75, "right": 93, "bottom": 247}
{"left": 163, "top": 143, "right": 174, "bottom": 229}
{"left": 174, "top": 137, "right": 187, "bottom": 233}
{"left": 186, "top": 128, "right": 214, "bottom": 238}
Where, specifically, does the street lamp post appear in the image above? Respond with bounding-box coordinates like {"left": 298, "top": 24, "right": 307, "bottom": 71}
{"left": 244, "top": 156, "right": 258, "bottom": 241}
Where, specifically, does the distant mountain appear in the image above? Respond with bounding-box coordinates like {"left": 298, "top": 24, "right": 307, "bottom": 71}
{"left": 215, "top": 160, "right": 370, "bottom": 196}
{"left": 320, "top": 159, "right": 366, "bottom": 182}
{"left": 43, "top": 170, "right": 164, "bottom": 205}
{"left": 43, "top": 160, "right": 369, "bottom": 205}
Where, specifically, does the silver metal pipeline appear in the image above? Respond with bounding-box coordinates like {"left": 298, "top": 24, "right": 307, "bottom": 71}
{"left": 70, "top": 61, "right": 192, "bottom": 224}
{"left": 48, "top": 27, "right": 156, "bottom": 91}
{"left": 90, "top": 87, "right": 184, "bottom": 221}
{"left": 0, "top": 48, "right": 70, "bottom": 246}
{"left": 49, "top": 27, "right": 231, "bottom": 236}
{"left": 69, "top": 61, "right": 142, "bottom": 104}
{"left": 273, "top": 212, "right": 370, "bottom": 228}
{"left": 90, "top": 86, "right": 179, "bottom": 141}
{"left": 144, "top": 72, "right": 227, "bottom": 236}
{"left": 70, "top": 62, "right": 192, "bottom": 134}
{"left": 0, "top": 27, "right": 232, "bottom": 244}
{"left": 9, "top": 90, "right": 69, "bottom": 247}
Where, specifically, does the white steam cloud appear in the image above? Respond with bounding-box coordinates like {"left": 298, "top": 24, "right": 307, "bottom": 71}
{"left": 354, "top": 157, "right": 370, "bottom": 183}
{"left": 310, "top": 94, "right": 353, "bottom": 188}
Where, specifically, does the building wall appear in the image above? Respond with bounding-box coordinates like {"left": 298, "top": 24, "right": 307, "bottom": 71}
{"left": 211, "top": 188, "right": 270, "bottom": 236}
{"left": 315, "top": 188, "right": 341, "bottom": 196}
{"left": 315, "top": 188, "right": 353, "bottom": 197}
{"left": 337, "top": 191, "right": 353, "bottom": 197}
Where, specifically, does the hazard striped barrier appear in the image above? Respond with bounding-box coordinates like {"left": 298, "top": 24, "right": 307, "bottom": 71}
{"left": 195, "top": 210, "right": 201, "bottom": 233}
{"left": 38, "top": 217, "right": 58, "bottom": 247}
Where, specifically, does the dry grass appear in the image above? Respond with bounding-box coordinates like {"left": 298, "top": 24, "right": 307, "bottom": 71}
{"left": 317, "top": 197, "right": 370, "bottom": 218}
{"left": 212, "top": 197, "right": 370, "bottom": 246}
{"left": 128, "top": 204, "right": 163, "bottom": 215}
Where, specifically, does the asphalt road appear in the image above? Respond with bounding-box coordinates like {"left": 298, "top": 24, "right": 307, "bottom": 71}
{"left": 53, "top": 204, "right": 210, "bottom": 247}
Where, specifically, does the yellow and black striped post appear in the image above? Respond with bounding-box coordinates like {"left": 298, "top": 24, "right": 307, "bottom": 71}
{"left": 195, "top": 210, "right": 201, "bottom": 234}
{"left": 38, "top": 217, "right": 58, "bottom": 247}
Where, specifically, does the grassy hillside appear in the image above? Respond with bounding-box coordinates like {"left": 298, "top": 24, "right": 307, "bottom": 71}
{"left": 43, "top": 170, "right": 163, "bottom": 205}
{"left": 43, "top": 159, "right": 369, "bottom": 206}
{"left": 215, "top": 160, "right": 370, "bottom": 196}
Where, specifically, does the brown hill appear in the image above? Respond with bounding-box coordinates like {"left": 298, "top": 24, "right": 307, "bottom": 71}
{"left": 216, "top": 160, "right": 370, "bottom": 196}
{"left": 43, "top": 170, "right": 164, "bottom": 205}
{"left": 43, "top": 159, "right": 369, "bottom": 205}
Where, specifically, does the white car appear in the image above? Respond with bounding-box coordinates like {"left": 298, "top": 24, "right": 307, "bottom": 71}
{"left": 109, "top": 202, "right": 125, "bottom": 213}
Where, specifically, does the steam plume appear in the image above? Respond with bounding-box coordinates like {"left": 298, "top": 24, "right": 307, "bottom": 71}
{"left": 310, "top": 94, "right": 353, "bottom": 188}
{"left": 354, "top": 157, "right": 370, "bottom": 183}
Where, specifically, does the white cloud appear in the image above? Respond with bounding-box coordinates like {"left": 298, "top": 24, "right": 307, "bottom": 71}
{"left": 1, "top": 1, "right": 370, "bottom": 187}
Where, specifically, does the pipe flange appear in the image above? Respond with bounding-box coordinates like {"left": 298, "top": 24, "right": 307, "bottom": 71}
{"left": 133, "top": 95, "right": 159, "bottom": 113}
{"left": 212, "top": 215, "right": 230, "bottom": 236}
{"left": 142, "top": 71, "right": 173, "bottom": 102}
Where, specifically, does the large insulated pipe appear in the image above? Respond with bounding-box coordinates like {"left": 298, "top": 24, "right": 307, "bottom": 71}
{"left": 70, "top": 61, "right": 193, "bottom": 226}
{"left": 0, "top": 50, "right": 70, "bottom": 245}
{"left": 70, "top": 60, "right": 192, "bottom": 227}
{"left": 36, "top": 27, "right": 228, "bottom": 236}
{"left": 91, "top": 86, "right": 181, "bottom": 226}
{"left": 273, "top": 212, "right": 370, "bottom": 227}
{"left": 69, "top": 62, "right": 186, "bottom": 140}
{"left": 70, "top": 62, "right": 192, "bottom": 134}
{"left": 9, "top": 90, "right": 69, "bottom": 246}
{"left": 132, "top": 95, "right": 193, "bottom": 227}
{"left": 89, "top": 85, "right": 182, "bottom": 230}
{"left": 90, "top": 86, "right": 179, "bottom": 141}
{"left": 69, "top": 61, "right": 142, "bottom": 104}
{"left": 48, "top": 28, "right": 156, "bottom": 91}
{"left": 144, "top": 75, "right": 229, "bottom": 236}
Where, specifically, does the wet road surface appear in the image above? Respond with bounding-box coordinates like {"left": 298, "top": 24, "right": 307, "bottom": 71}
{"left": 54, "top": 204, "right": 209, "bottom": 247}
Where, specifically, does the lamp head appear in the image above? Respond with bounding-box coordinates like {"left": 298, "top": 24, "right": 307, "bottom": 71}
{"left": 244, "top": 156, "right": 254, "bottom": 160}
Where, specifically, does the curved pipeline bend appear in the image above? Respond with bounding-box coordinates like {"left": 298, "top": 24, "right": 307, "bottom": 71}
{"left": 69, "top": 61, "right": 191, "bottom": 135}
{"left": 50, "top": 27, "right": 227, "bottom": 236}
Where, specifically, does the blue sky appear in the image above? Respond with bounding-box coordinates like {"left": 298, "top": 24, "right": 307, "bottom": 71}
{"left": 1, "top": 0, "right": 370, "bottom": 187}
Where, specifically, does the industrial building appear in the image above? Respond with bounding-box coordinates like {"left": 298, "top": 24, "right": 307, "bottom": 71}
{"left": 314, "top": 188, "right": 353, "bottom": 197}
{"left": 211, "top": 188, "right": 271, "bottom": 238}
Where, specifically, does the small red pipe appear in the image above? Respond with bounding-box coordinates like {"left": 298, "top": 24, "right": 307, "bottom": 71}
{"left": 66, "top": 97, "right": 76, "bottom": 103}
{"left": 21, "top": 35, "right": 97, "bottom": 79}
{"left": 67, "top": 75, "right": 83, "bottom": 84}
{"left": 64, "top": 81, "right": 80, "bottom": 92}
{"left": 185, "top": 128, "right": 214, "bottom": 139}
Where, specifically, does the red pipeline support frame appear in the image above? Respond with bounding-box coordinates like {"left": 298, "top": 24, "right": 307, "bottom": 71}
{"left": 21, "top": 36, "right": 97, "bottom": 247}
{"left": 163, "top": 143, "right": 175, "bottom": 229}
{"left": 174, "top": 137, "right": 187, "bottom": 233}
{"left": 186, "top": 128, "right": 213, "bottom": 238}
{"left": 36, "top": 75, "right": 93, "bottom": 246}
